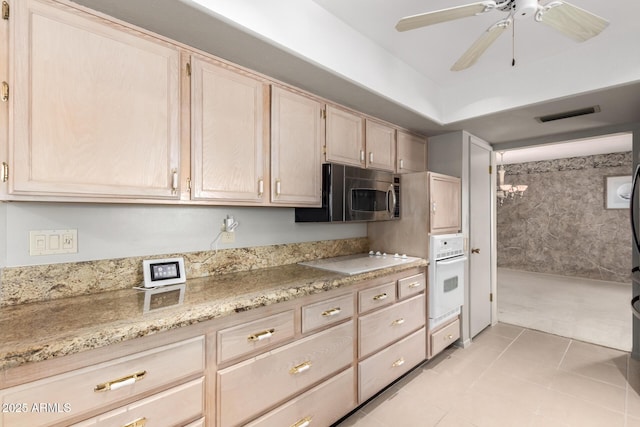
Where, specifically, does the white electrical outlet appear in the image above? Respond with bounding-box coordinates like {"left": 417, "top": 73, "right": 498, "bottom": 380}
{"left": 29, "top": 229, "right": 78, "bottom": 255}
{"left": 220, "top": 232, "right": 235, "bottom": 244}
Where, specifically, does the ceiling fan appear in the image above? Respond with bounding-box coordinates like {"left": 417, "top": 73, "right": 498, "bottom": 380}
{"left": 395, "top": 0, "right": 609, "bottom": 71}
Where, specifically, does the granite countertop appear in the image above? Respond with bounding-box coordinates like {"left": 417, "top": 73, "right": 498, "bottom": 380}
{"left": 0, "top": 259, "right": 426, "bottom": 371}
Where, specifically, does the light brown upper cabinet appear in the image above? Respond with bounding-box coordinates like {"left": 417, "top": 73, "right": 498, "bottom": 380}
{"left": 8, "top": 0, "right": 181, "bottom": 199}
{"left": 364, "top": 120, "right": 396, "bottom": 172}
{"left": 396, "top": 130, "right": 427, "bottom": 174}
{"left": 325, "top": 105, "right": 365, "bottom": 168}
{"left": 270, "top": 86, "right": 323, "bottom": 206}
{"left": 429, "top": 172, "right": 461, "bottom": 234}
{"left": 190, "top": 55, "right": 269, "bottom": 203}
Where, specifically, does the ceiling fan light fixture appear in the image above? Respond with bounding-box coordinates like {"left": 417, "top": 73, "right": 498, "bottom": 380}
{"left": 513, "top": 0, "right": 539, "bottom": 20}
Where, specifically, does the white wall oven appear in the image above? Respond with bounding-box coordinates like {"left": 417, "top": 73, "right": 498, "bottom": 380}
{"left": 429, "top": 233, "right": 466, "bottom": 329}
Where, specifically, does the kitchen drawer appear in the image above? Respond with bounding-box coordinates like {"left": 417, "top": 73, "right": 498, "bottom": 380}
{"left": 72, "top": 377, "right": 204, "bottom": 426}
{"left": 245, "top": 367, "right": 355, "bottom": 427}
{"left": 359, "top": 328, "right": 426, "bottom": 403}
{"left": 358, "top": 281, "right": 396, "bottom": 313}
{"left": 218, "top": 321, "right": 354, "bottom": 427}
{"left": 302, "top": 293, "right": 354, "bottom": 334}
{"left": 217, "top": 310, "right": 295, "bottom": 364}
{"left": 397, "top": 273, "right": 426, "bottom": 299}
{"left": 0, "top": 336, "right": 204, "bottom": 427}
{"left": 430, "top": 318, "right": 460, "bottom": 357}
{"left": 359, "top": 294, "right": 425, "bottom": 358}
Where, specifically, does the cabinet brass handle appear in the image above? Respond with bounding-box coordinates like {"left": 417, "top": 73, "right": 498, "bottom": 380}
{"left": 471, "top": 248, "right": 480, "bottom": 254}
{"left": 1, "top": 82, "right": 8, "bottom": 102}
{"left": 258, "top": 179, "right": 264, "bottom": 196}
{"left": 391, "top": 318, "right": 405, "bottom": 326}
{"left": 392, "top": 358, "right": 405, "bottom": 368}
{"left": 95, "top": 371, "right": 146, "bottom": 392}
{"left": 1, "top": 162, "right": 7, "bottom": 183}
{"left": 360, "top": 150, "right": 365, "bottom": 162}
{"left": 408, "top": 282, "right": 421, "bottom": 288}
{"left": 291, "top": 416, "right": 312, "bottom": 427}
{"left": 248, "top": 328, "right": 275, "bottom": 342}
{"left": 373, "top": 293, "right": 388, "bottom": 301}
{"left": 123, "top": 418, "right": 147, "bottom": 427}
{"left": 399, "top": 159, "right": 404, "bottom": 169}
{"left": 275, "top": 179, "right": 281, "bottom": 196}
{"left": 448, "top": 334, "right": 454, "bottom": 340}
{"left": 321, "top": 307, "right": 341, "bottom": 317}
{"left": 369, "top": 152, "right": 374, "bottom": 163}
{"left": 290, "top": 361, "right": 312, "bottom": 375}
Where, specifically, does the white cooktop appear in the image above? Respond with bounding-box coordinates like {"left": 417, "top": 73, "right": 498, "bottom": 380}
{"left": 300, "top": 252, "right": 422, "bottom": 275}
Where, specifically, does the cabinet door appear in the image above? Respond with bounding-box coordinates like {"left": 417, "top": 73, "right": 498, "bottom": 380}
{"left": 396, "top": 130, "right": 427, "bottom": 173}
{"left": 365, "top": 120, "right": 396, "bottom": 172}
{"left": 271, "top": 86, "right": 323, "bottom": 206}
{"left": 429, "top": 172, "right": 462, "bottom": 234}
{"left": 325, "top": 105, "right": 364, "bottom": 167}
{"left": 191, "top": 55, "right": 269, "bottom": 202}
{"left": 10, "top": 0, "right": 181, "bottom": 199}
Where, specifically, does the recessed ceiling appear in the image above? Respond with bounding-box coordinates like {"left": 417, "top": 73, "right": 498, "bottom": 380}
{"left": 70, "top": 0, "right": 640, "bottom": 146}
{"left": 499, "top": 132, "right": 632, "bottom": 164}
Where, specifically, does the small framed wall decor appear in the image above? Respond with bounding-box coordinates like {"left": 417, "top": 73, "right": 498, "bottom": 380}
{"left": 605, "top": 175, "right": 632, "bottom": 209}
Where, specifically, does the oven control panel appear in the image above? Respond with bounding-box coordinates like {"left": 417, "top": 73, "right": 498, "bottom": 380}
{"left": 431, "top": 233, "right": 464, "bottom": 260}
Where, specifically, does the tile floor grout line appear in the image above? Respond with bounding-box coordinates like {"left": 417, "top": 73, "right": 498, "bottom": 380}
{"left": 466, "top": 327, "right": 527, "bottom": 389}
{"left": 557, "top": 338, "right": 573, "bottom": 369}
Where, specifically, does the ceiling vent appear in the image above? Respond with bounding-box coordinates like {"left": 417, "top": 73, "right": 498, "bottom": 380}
{"left": 535, "top": 105, "right": 601, "bottom": 123}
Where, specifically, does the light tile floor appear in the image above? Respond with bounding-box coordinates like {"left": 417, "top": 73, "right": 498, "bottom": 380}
{"left": 336, "top": 323, "right": 640, "bottom": 427}
{"left": 497, "top": 268, "right": 632, "bottom": 351}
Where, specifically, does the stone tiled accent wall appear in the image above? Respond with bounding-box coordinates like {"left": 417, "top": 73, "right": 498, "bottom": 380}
{"left": 0, "top": 237, "right": 369, "bottom": 306}
{"left": 497, "top": 152, "right": 632, "bottom": 283}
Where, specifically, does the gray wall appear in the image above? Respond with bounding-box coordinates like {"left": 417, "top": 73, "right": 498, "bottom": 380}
{"left": 1, "top": 203, "right": 366, "bottom": 267}
{"left": 497, "top": 152, "right": 632, "bottom": 283}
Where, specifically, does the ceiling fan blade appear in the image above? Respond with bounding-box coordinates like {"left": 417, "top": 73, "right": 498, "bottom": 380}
{"left": 395, "top": 1, "right": 497, "bottom": 32}
{"left": 451, "top": 18, "right": 511, "bottom": 71}
{"left": 536, "top": 1, "right": 609, "bottom": 42}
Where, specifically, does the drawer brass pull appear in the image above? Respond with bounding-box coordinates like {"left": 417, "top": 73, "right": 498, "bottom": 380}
{"left": 321, "top": 307, "right": 341, "bottom": 317}
{"left": 408, "top": 282, "right": 421, "bottom": 288}
{"left": 123, "top": 418, "right": 147, "bottom": 427}
{"left": 248, "top": 328, "right": 275, "bottom": 342}
{"left": 94, "top": 370, "right": 146, "bottom": 392}
{"left": 291, "top": 416, "right": 312, "bottom": 427}
{"left": 1, "top": 81, "right": 8, "bottom": 102}
{"left": 373, "top": 293, "right": 388, "bottom": 301}
{"left": 391, "top": 318, "right": 405, "bottom": 326}
{"left": 290, "top": 361, "right": 312, "bottom": 375}
{"left": 392, "top": 358, "right": 405, "bottom": 368}
{"left": 448, "top": 334, "right": 454, "bottom": 340}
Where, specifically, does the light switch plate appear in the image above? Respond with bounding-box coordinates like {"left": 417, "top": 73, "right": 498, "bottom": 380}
{"left": 29, "top": 229, "right": 78, "bottom": 255}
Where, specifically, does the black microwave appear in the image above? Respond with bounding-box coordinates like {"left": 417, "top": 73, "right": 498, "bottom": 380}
{"left": 295, "top": 163, "right": 400, "bottom": 222}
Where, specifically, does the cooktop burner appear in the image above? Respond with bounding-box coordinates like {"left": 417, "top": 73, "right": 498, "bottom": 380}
{"left": 299, "top": 252, "right": 422, "bottom": 275}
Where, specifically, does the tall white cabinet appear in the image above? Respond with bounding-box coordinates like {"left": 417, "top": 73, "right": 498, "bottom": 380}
{"left": 428, "top": 131, "right": 496, "bottom": 344}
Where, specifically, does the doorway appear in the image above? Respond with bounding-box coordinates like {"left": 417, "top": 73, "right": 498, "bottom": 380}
{"left": 495, "top": 133, "right": 633, "bottom": 351}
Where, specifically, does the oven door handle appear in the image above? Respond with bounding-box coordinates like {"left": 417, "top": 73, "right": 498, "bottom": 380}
{"left": 435, "top": 256, "right": 467, "bottom": 266}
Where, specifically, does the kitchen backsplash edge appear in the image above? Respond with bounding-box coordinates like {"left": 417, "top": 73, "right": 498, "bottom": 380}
{"left": 0, "top": 237, "right": 369, "bottom": 307}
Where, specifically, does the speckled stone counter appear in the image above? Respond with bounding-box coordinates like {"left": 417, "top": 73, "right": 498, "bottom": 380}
{"left": 0, "top": 259, "right": 427, "bottom": 371}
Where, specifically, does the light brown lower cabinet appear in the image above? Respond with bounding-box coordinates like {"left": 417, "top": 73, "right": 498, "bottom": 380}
{"left": 71, "top": 378, "right": 204, "bottom": 426}
{"left": 429, "top": 317, "right": 461, "bottom": 358}
{"left": 359, "top": 328, "right": 426, "bottom": 402}
{"left": 245, "top": 367, "right": 355, "bottom": 427}
{"left": 0, "top": 267, "right": 429, "bottom": 427}
{"left": 0, "top": 336, "right": 205, "bottom": 426}
{"left": 217, "top": 321, "right": 354, "bottom": 427}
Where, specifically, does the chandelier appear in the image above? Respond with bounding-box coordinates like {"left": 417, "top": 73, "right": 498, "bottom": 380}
{"left": 497, "top": 152, "right": 527, "bottom": 206}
